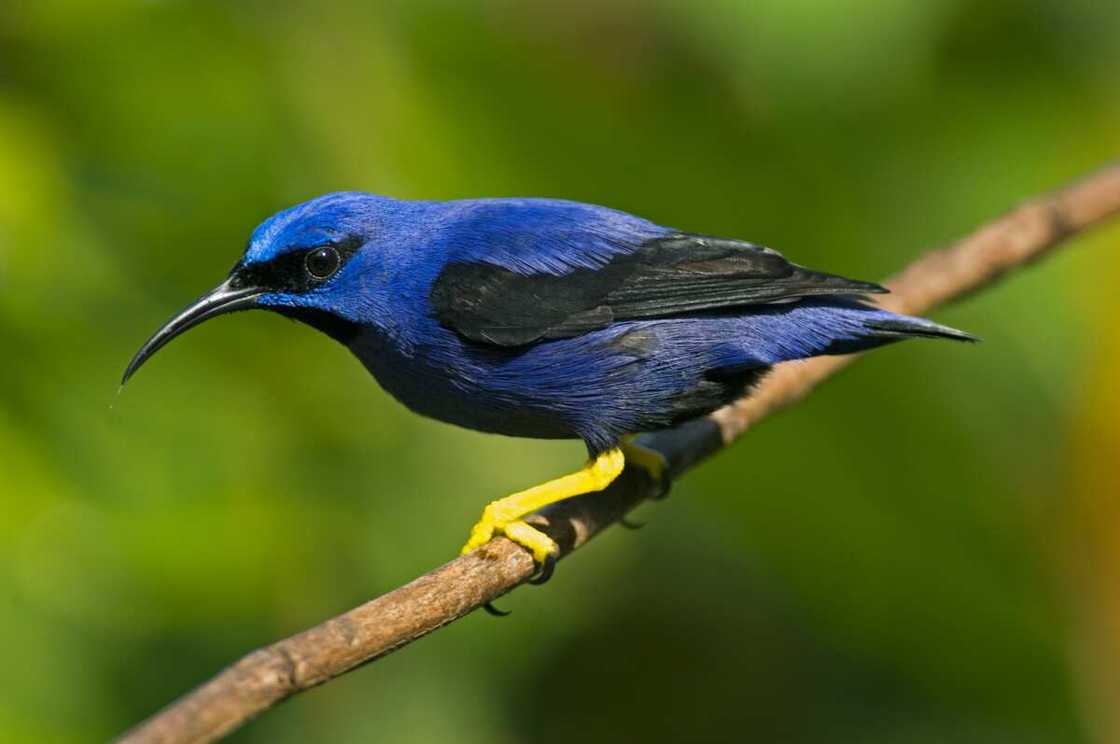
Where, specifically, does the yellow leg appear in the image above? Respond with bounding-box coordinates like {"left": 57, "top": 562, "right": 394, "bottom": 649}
{"left": 460, "top": 447, "right": 625, "bottom": 563}
{"left": 620, "top": 437, "right": 669, "bottom": 487}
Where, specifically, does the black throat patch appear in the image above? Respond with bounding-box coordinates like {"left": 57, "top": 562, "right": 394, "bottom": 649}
{"left": 273, "top": 306, "right": 362, "bottom": 344}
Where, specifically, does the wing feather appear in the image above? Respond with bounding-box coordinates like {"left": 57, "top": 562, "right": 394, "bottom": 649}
{"left": 430, "top": 233, "right": 885, "bottom": 346}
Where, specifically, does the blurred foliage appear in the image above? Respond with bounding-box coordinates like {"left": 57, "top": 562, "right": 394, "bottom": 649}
{"left": 0, "top": 1, "right": 1118, "bottom": 742}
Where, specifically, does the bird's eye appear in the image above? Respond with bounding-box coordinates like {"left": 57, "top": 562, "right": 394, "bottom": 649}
{"left": 305, "top": 246, "right": 341, "bottom": 280}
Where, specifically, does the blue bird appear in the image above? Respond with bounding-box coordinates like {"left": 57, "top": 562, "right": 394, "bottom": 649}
{"left": 124, "top": 193, "right": 973, "bottom": 581}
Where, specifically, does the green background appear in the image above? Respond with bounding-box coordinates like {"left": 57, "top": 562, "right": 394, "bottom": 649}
{"left": 2, "top": 1, "right": 1118, "bottom": 742}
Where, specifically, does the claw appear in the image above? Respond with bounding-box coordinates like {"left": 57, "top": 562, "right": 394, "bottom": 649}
{"left": 620, "top": 516, "right": 645, "bottom": 529}
{"left": 528, "top": 552, "right": 557, "bottom": 585}
{"left": 483, "top": 601, "right": 511, "bottom": 617}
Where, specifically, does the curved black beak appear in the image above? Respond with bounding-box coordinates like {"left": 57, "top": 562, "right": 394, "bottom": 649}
{"left": 122, "top": 277, "right": 262, "bottom": 385}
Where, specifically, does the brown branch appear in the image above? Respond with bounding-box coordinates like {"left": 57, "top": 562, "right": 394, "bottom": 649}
{"left": 116, "top": 162, "right": 1120, "bottom": 744}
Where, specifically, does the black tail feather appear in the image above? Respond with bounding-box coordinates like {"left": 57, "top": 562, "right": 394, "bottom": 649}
{"left": 866, "top": 316, "right": 979, "bottom": 343}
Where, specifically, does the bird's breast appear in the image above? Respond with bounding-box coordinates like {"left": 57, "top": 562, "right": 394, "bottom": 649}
{"left": 344, "top": 324, "right": 578, "bottom": 440}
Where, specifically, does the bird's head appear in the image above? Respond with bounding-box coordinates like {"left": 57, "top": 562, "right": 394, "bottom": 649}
{"left": 123, "top": 192, "right": 412, "bottom": 384}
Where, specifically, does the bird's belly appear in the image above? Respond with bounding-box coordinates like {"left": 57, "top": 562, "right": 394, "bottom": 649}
{"left": 344, "top": 319, "right": 761, "bottom": 453}
{"left": 347, "top": 330, "right": 578, "bottom": 440}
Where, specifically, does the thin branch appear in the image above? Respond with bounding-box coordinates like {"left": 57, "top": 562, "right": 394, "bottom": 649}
{"left": 116, "top": 162, "right": 1120, "bottom": 744}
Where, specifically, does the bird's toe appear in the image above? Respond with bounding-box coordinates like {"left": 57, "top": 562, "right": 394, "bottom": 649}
{"left": 502, "top": 520, "right": 560, "bottom": 567}
{"left": 460, "top": 512, "right": 560, "bottom": 581}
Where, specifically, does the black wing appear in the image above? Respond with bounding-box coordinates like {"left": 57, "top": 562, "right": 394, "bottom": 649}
{"left": 430, "top": 233, "right": 886, "bottom": 346}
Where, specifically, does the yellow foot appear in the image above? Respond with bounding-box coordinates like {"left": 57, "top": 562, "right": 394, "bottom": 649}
{"left": 462, "top": 516, "right": 559, "bottom": 564}
{"left": 621, "top": 438, "right": 671, "bottom": 498}
{"left": 459, "top": 448, "right": 626, "bottom": 563}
